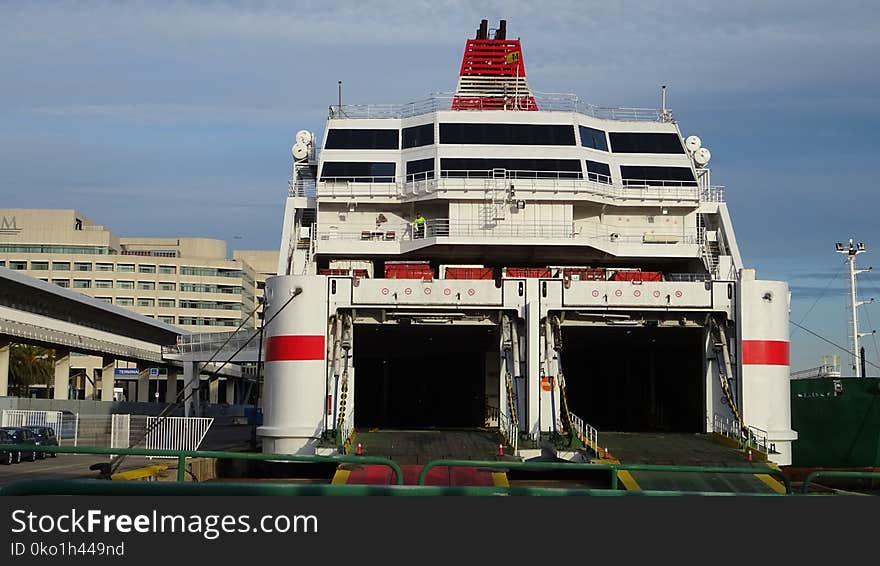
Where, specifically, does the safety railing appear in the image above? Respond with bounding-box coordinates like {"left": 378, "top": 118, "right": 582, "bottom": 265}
{"left": 0, "top": 444, "right": 404, "bottom": 485}
{"left": 498, "top": 409, "right": 518, "bottom": 454}
{"left": 568, "top": 412, "right": 599, "bottom": 456}
{"left": 328, "top": 91, "right": 664, "bottom": 121}
{"left": 415, "top": 459, "right": 792, "bottom": 494}
{"left": 801, "top": 470, "right": 880, "bottom": 494}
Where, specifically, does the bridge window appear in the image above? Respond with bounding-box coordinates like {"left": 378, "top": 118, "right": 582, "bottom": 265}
{"left": 158, "top": 265, "right": 176, "bottom": 275}
{"left": 158, "top": 282, "right": 176, "bottom": 291}
{"left": 74, "top": 262, "right": 92, "bottom": 271}
{"left": 320, "top": 162, "right": 396, "bottom": 182}
{"left": 440, "top": 123, "right": 576, "bottom": 145}
{"left": 52, "top": 279, "right": 70, "bottom": 288}
{"left": 406, "top": 158, "right": 435, "bottom": 181}
{"left": 138, "top": 281, "right": 156, "bottom": 291}
{"left": 116, "top": 297, "right": 134, "bottom": 306}
{"left": 95, "top": 280, "right": 112, "bottom": 288}
{"left": 52, "top": 262, "right": 70, "bottom": 271}
{"left": 73, "top": 279, "right": 91, "bottom": 289}
{"left": 586, "top": 160, "right": 612, "bottom": 183}
{"left": 116, "top": 263, "right": 135, "bottom": 272}
{"left": 117, "top": 280, "right": 135, "bottom": 290}
{"left": 158, "top": 298, "right": 176, "bottom": 308}
{"left": 9, "top": 261, "right": 26, "bottom": 270}
{"left": 402, "top": 123, "right": 434, "bottom": 148}
{"left": 620, "top": 165, "right": 697, "bottom": 186}
{"left": 440, "top": 158, "right": 583, "bottom": 178}
{"left": 137, "top": 298, "right": 155, "bottom": 307}
{"left": 30, "top": 261, "right": 49, "bottom": 270}
{"left": 579, "top": 126, "right": 608, "bottom": 151}
{"left": 609, "top": 132, "right": 685, "bottom": 154}
{"left": 96, "top": 263, "right": 113, "bottom": 272}
{"left": 138, "top": 264, "right": 156, "bottom": 273}
{"left": 325, "top": 129, "right": 399, "bottom": 150}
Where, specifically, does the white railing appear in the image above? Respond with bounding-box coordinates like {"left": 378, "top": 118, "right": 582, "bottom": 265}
{"left": 568, "top": 412, "right": 599, "bottom": 457}
{"left": 713, "top": 413, "right": 742, "bottom": 442}
{"left": 144, "top": 416, "right": 213, "bottom": 458}
{"left": 329, "top": 91, "right": 665, "bottom": 122}
{"left": 498, "top": 409, "right": 519, "bottom": 454}
{"left": 713, "top": 413, "right": 772, "bottom": 454}
{"left": 791, "top": 364, "right": 841, "bottom": 379}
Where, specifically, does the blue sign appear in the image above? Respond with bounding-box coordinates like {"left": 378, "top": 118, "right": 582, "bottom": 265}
{"left": 148, "top": 368, "right": 159, "bottom": 376}
{"left": 114, "top": 368, "right": 140, "bottom": 376}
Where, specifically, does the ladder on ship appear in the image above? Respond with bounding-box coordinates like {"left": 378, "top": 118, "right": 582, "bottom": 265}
{"left": 483, "top": 169, "right": 511, "bottom": 224}
{"left": 698, "top": 213, "right": 721, "bottom": 277}
{"left": 296, "top": 208, "right": 316, "bottom": 275}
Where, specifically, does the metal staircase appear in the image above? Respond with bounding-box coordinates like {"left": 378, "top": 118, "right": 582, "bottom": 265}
{"left": 296, "top": 208, "right": 316, "bottom": 275}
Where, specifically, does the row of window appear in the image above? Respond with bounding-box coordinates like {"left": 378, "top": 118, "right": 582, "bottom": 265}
{"left": 88, "top": 295, "right": 240, "bottom": 310}
{"left": 324, "top": 126, "right": 685, "bottom": 154}
{"left": 0, "top": 244, "right": 111, "bottom": 255}
{"left": 3, "top": 260, "right": 247, "bottom": 278}
{"left": 321, "top": 160, "right": 696, "bottom": 184}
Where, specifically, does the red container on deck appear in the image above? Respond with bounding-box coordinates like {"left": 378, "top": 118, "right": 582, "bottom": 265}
{"left": 562, "top": 267, "right": 606, "bottom": 281}
{"left": 445, "top": 267, "right": 494, "bottom": 280}
{"left": 504, "top": 267, "right": 552, "bottom": 278}
{"left": 610, "top": 270, "right": 662, "bottom": 282}
{"left": 384, "top": 261, "right": 435, "bottom": 280}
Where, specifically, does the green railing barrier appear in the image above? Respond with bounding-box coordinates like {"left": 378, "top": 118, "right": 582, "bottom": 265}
{"left": 416, "top": 459, "right": 793, "bottom": 494}
{"left": 0, "top": 479, "right": 786, "bottom": 497}
{"left": 0, "top": 444, "right": 404, "bottom": 485}
{"left": 801, "top": 470, "right": 880, "bottom": 494}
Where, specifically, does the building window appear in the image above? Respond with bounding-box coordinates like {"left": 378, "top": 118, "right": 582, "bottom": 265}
{"left": 579, "top": 126, "right": 609, "bottom": 151}
{"left": 158, "top": 265, "right": 176, "bottom": 274}
{"left": 440, "top": 158, "right": 582, "bottom": 179}
{"left": 117, "top": 280, "right": 135, "bottom": 290}
{"left": 116, "top": 297, "right": 134, "bottom": 306}
{"left": 95, "top": 280, "right": 113, "bottom": 288}
{"left": 0, "top": 244, "right": 109, "bottom": 254}
{"left": 405, "top": 158, "right": 435, "bottom": 181}
{"left": 440, "top": 123, "right": 576, "bottom": 145}
{"left": 586, "top": 160, "right": 612, "bottom": 184}
{"left": 158, "top": 316, "right": 175, "bottom": 324}
{"left": 158, "top": 282, "right": 176, "bottom": 291}
{"left": 138, "top": 281, "right": 156, "bottom": 290}
{"left": 402, "top": 123, "right": 434, "bottom": 148}
{"left": 95, "top": 297, "right": 112, "bottom": 304}
{"left": 116, "top": 263, "right": 135, "bottom": 272}
{"left": 52, "top": 279, "right": 70, "bottom": 288}
{"left": 0, "top": 261, "right": 4, "bottom": 267}
{"left": 609, "top": 132, "right": 685, "bottom": 154}
{"left": 30, "top": 261, "right": 49, "bottom": 270}
{"left": 137, "top": 298, "right": 155, "bottom": 307}
{"left": 74, "top": 262, "right": 92, "bottom": 271}
{"left": 9, "top": 261, "right": 26, "bottom": 270}
{"left": 620, "top": 165, "right": 697, "bottom": 186}
{"left": 319, "top": 162, "right": 396, "bottom": 182}
{"left": 324, "top": 129, "right": 399, "bottom": 150}
{"left": 138, "top": 264, "right": 156, "bottom": 273}
{"left": 158, "top": 298, "right": 176, "bottom": 308}
{"left": 96, "top": 263, "right": 113, "bottom": 272}
{"left": 52, "top": 262, "right": 70, "bottom": 271}
{"left": 73, "top": 279, "right": 91, "bottom": 288}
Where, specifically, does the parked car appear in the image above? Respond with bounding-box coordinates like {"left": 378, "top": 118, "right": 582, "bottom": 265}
{"left": 24, "top": 426, "right": 58, "bottom": 459}
{"left": 0, "top": 430, "right": 16, "bottom": 465}
{"left": 0, "top": 427, "right": 37, "bottom": 463}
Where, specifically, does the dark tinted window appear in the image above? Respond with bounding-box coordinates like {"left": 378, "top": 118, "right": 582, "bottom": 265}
{"left": 320, "top": 162, "right": 396, "bottom": 182}
{"left": 609, "top": 132, "right": 684, "bottom": 154}
{"left": 620, "top": 165, "right": 697, "bottom": 186}
{"left": 402, "top": 123, "right": 434, "bottom": 148}
{"left": 585, "top": 160, "right": 611, "bottom": 183}
{"left": 440, "top": 158, "right": 582, "bottom": 179}
{"left": 325, "top": 129, "right": 399, "bottom": 150}
{"left": 406, "top": 158, "right": 435, "bottom": 181}
{"left": 579, "top": 126, "right": 608, "bottom": 151}
{"left": 440, "top": 123, "right": 576, "bottom": 145}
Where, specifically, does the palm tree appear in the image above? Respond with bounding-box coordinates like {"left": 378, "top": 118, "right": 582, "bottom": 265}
{"left": 9, "top": 344, "right": 54, "bottom": 395}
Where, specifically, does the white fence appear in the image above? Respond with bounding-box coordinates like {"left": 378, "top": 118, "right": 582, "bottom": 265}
{"left": 145, "top": 417, "right": 213, "bottom": 458}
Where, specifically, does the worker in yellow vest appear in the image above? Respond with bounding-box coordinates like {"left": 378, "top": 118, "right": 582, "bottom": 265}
{"left": 413, "top": 212, "right": 426, "bottom": 239}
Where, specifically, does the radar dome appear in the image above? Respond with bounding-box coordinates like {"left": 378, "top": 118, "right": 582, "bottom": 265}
{"left": 291, "top": 143, "right": 309, "bottom": 161}
{"left": 685, "top": 135, "right": 701, "bottom": 153}
{"left": 693, "top": 147, "right": 711, "bottom": 167}
{"left": 295, "top": 130, "right": 311, "bottom": 145}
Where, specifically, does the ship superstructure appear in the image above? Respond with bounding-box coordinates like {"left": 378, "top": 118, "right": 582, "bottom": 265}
{"left": 260, "top": 20, "right": 797, "bottom": 465}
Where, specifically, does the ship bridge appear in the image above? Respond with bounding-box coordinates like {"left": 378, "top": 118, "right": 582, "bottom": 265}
{"left": 264, "top": 20, "right": 796, "bottom": 472}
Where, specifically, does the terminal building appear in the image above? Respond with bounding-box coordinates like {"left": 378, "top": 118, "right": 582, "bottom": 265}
{"left": 0, "top": 208, "right": 277, "bottom": 401}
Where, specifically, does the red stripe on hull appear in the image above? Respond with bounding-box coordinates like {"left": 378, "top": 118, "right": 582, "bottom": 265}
{"left": 742, "top": 340, "right": 789, "bottom": 366}
{"left": 265, "top": 335, "right": 325, "bottom": 362}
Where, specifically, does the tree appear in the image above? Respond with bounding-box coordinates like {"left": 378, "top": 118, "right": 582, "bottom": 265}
{"left": 9, "top": 344, "right": 54, "bottom": 394}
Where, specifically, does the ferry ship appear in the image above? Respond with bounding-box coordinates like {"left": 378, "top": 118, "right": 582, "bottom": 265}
{"left": 258, "top": 19, "right": 797, "bottom": 470}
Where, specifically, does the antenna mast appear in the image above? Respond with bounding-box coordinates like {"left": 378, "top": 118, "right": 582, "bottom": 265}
{"left": 835, "top": 239, "right": 874, "bottom": 377}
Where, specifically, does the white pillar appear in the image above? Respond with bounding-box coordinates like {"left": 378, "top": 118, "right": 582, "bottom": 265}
{"left": 84, "top": 369, "right": 96, "bottom": 400}
{"left": 0, "top": 339, "right": 9, "bottom": 397}
{"left": 184, "top": 362, "right": 200, "bottom": 417}
{"left": 166, "top": 368, "right": 179, "bottom": 404}
{"left": 226, "top": 379, "right": 236, "bottom": 405}
{"left": 137, "top": 371, "right": 150, "bottom": 402}
{"left": 101, "top": 356, "right": 115, "bottom": 401}
{"left": 525, "top": 283, "right": 542, "bottom": 437}
{"left": 53, "top": 349, "right": 70, "bottom": 400}
{"left": 208, "top": 378, "right": 219, "bottom": 404}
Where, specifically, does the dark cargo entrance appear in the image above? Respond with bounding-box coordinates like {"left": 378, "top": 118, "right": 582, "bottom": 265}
{"left": 559, "top": 326, "right": 704, "bottom": 432}
{"left": 353, "top": 324, "right": 496, "bottom": 429}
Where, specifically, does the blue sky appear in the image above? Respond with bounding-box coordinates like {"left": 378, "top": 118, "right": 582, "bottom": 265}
{"left": 2, "top": 1, "right": 879, "bottom": 372}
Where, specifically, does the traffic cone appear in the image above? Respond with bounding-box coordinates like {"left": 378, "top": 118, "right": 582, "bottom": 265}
{"left": 356, "top": 442, "right": 363, "bottom": 456}
{"left": 604, "top": 447, "right": 609, "bottom": 458}
{"left": 498, "top": 444, "right": 504, "bottom": 456}
{"left": 747, "top": 449, "right": 752, "bottom": 462}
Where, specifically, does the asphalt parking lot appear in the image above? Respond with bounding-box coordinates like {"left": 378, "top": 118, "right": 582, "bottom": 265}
{"left": 0, "top": 454, "right": 163, "bottom": 487}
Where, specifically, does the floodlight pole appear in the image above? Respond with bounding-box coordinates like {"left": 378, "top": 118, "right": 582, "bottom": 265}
{"left": 836, "top": 239, "right": 872, "bottom": 377}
